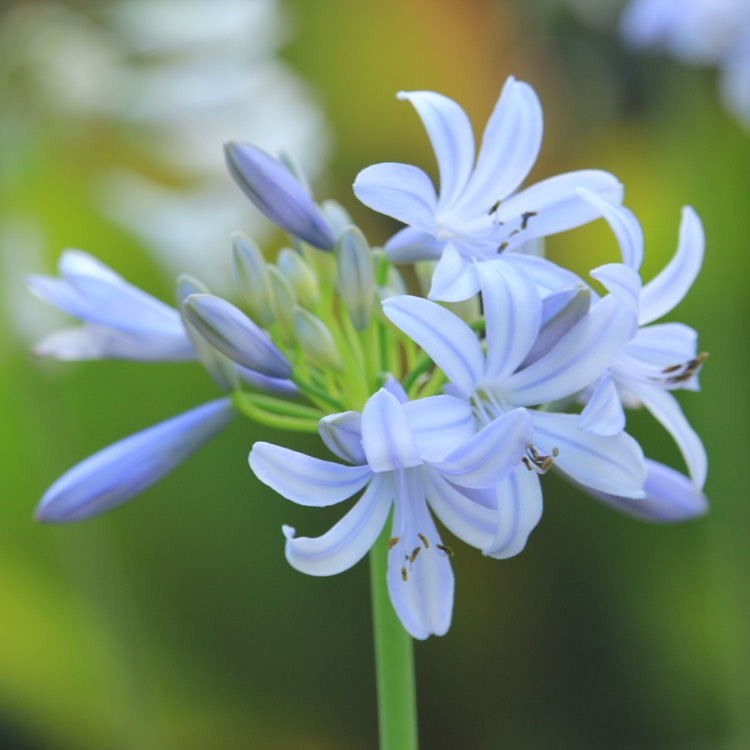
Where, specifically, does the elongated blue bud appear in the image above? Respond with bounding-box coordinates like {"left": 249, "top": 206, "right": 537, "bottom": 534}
{"left": 177, "top": 275, "right": 238, "bottom": 392}
{"left": 335, "top": 226, "right": 374, "bottom": 330}
{"left": 293, "top": 307, "right": 343, "bottom": 370}
{"left": 231, "top": 232, "right": 275, "bottom": 327}
{"left": 36, "top": 399, "right": 235, "bottom": 523}
{"left": 183, "top": 293, "right": 292, "bottom": 379}
{"left": 224, "top": 141, "right": 335, "bottom": 250}
{"left": 277, "top": 248, "right": 319, "bottom": 308}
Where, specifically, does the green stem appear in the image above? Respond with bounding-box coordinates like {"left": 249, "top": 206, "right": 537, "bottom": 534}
{"left": 369, "top": 529, "right": 419, "bottom": 750}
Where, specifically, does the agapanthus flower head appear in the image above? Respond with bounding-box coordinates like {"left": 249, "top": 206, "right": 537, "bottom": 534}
{"left": 354, "top": 76, "right": 624, "bottom": 300}
{"left": 250, "top": 386, "right": 534, "bottom": 639}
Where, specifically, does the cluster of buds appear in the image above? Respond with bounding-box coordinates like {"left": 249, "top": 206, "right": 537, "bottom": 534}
{"left": 30, "top": 77, "right": 708, "bottom": 639}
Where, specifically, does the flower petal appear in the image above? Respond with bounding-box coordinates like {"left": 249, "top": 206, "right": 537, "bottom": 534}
{"left": 477, "top": 259, "right": 543, "bottom": 382}
{"left": 586, "top": 458, "right": 708, "bottom": 523}
{"left": 385, "top": 227, "right": 445, "bottom": 263}
{"left": 456, "top": 77, "right": 543, "bottom": 213}
{"left": 639, "top": 206, "right": 704, "bottom": 325}
{"left": 624, "top": 322, "right": 698, "bottom": 369}
{"left": 624, "top": 381, "right": 707, "bottom": 489}
{"left": 435, "top": 408, "right": 533, "bottom": 489}
{"left": 483, "top": 465, "right": 543, "bottom": 559}
{"left": 361, "top": 389, "right": 422, "bottom": 472}
{"left": 249, "top": 443, "right": 372, "bottom": 507}
{"left": 424, "top": 470, "right": 498, "bottom": 550}
{"left": 496, "top": 170, "right": 624, "bottom": 240}
{"left": 427, "top": 244, "right": 481, "bottom": 301}
{"left": 282, "top": 475, "right": 392, "bottom": 575}
{"left": 532, "top": 411, "right": 646, "bottom": 498}
{"left": 577, "top": 189, "right": 644, "bottom": 270}
{"left": 397, "top": 90, "right": 475, "bottom": 210}
{"left": 404, "top": 395, "right": 476, "bottom": 462}
{"left": 353, "top": 163, "right": 438, "bottom": 233}
{"left": 318, "top": 411, "right": 366, "bottom": 464}
{"left": 578, "top": 375, "right": 627, "bottom": 436}
{"left": 590, "top": 263, "right": 642, "bottom": 317}
{"left": 387, "top": 471, "right": 454, "bottom": 639}
{"left": 501, "top": 294, "right": 635, "bottom": 406}
{"left": 36, "top": 399, "right": 235, "bottom": 523}
{"left": 382, "top": 294, "right": 484, "bottom": 398}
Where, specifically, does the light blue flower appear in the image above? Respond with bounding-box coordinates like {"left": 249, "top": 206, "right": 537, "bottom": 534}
{"left": 384, "top": 260, "right": 646, "bottom": 551}
{"left": 353, "top": 76, "right": 623, "bottom": 300}
{"left": 224, "top": 141, "right": 336, "bottom": 250}
{"left": 249, "top": 387, "right": 533, "bottom": 639}
{"left": 27, "top": 250, "right": 194, "bottom": 361}
{"left": 577, "top": 198, "right": 708, "bottom": 492}
{"left": 36, "top": 398, "right": 235, "bottom": 523}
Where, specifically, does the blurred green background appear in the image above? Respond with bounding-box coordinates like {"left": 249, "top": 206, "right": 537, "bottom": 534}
{"left": 1, "top": 1, "right": 747, "bottom": 748}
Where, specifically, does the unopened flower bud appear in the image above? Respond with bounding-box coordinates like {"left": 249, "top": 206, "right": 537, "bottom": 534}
{"left": 277, "top": 248, "right": 319, "bottom": 308}
{"left": 335, "top": 226, "right": 374, "bottom": 330}
{"left": 293, "top": 307, "right": 343, "bottom": 370}
{"left": 183, "top": 293, "right": 292, "bottom": 379}
{"left": 231, "top": 232, "right": 275, "bottom": 327}
{"left": 176, "top": 275, "right": 238, "bottom": 392}
{"left": 321, "top": 200, "right": 353, "bottom": 237}
{"left": 224, "top": 141, "right": 335, "bottom": 250}
{"left": 267, "top": 265, "right": 297, "bottom": 342}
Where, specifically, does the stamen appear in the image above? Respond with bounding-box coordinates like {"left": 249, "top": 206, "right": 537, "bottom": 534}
{"left": 497, "top": 242, "right": 509, "bottom": 253}
{"left": 436, "top": 544, "right": 454, "bottom": 557}
{"left": 387, "top": 536, "right": 400, "bottom": 550}
{"left": 521, "top": 211, "right": 537, "bottom": 230}
{"left": 659, "top": 352, "right": 708, "bottom": 384}
{"left": 522, "top": 444, "right": 559, "bottom": 474}
{"left": 401, "top": 566, "right": 408, "bottom": 582}
{"left": 408, "top": 547, "right": 421, "bottom": 563}
{"left": 487, "top": 199, "right": 502, "bottom": 215}
{"left": 417, "top": 533, "right": 430, "bottom": 548}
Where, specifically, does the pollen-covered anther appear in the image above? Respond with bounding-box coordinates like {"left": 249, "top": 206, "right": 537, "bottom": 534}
{"left": 417, "top": 532, "right": 430, "bottom": 548}
{"left": 387, "top": 536, "right": 400, "bottom": 550}
{"left": 436, "top": 544, "right": 454, "bottom": 557}
{"left": 408, "top": 547, "right": 421, "bottom": 563}
{"left": 401, "top": 566, "right": 408, "bottom": 582}
{"left": 659, "top": 352, "right": 708, "bottom": 384}
{"left": 522, "top": 444, "right": 559, "bottom": 474}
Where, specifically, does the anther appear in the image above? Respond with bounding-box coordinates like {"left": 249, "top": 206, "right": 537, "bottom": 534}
{"left": 387, "top": 536, "right": 400, "bottom": 550}
{"left": 660, "top": 352, "right": 708, "bottom": 384}
{"left": 417, "top": 533, "right": 430, "bottom": 548}
{"left": 522, "top": 444, "right": 558, "bottom": 474}
{"left": 401, "top": 566, "right": 408, "bottom": 582}
{"left": 521, "top": 211, "right": 537, "bottom": 230}
{"left": 436, "top": 544, "right": 454, "bottom": 557}
{"left": 408, "top": 547, "right": 421, "bottom": 563}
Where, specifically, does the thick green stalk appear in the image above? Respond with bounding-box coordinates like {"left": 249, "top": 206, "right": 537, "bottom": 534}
{"left": 369, "top": 529, "right": 419, "bottom": 750}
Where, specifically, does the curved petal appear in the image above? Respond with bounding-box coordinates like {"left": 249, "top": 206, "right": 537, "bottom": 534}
{"left": 397, "top": 90, "right": 475, "bottom": 210}
{"left": 484, "top": 465, "right": 543, "bottom": 559}
{"left": 456, "top": 77, "right": 543, "bottom": 213}
{"left": 428, "top": 245, "right": 481, "bottom": 301}
{"left": 36, "top": 399, "right": 235, "bottom": 523}
{"left": 58, "top": 249, "right": 121, "bottom": 282}
{"left": 532, "top": 411, "right": 646, "bottom": 498}
{"left": 435, "top": 408, "right": 533, "bottom": 489}
{"left": 639, "top": 206, "right": 704, "bottom": 325}
{"left": 624, "top": 322, "right": 698, "bottom": 368}
{"left": 625, "top": 381, "right": 707, "bottom": 489}
{"left": 249, "top": 443, "right": 372, "bottom": 507}
{"left": 590, "top": 263, "right": 642, "bottom": 317}
{"left": 586, "top": 458, "right": 708, "bottom": 523}
{"left": 318, "top": 411, "right": 366, "bottom": 465}
{"left": 477, "top": 259, "right": 542, "bottom": 382}
{"left": 382, "top": 294, "right": 484, "bottom": 398}
{"left": 387, "top": 471, "right": 454, "bottom": 639}
{"left": 404, "top": 395, "right": 476, "bottom": 463}
{"left": 361, "top": 389, "right": 422, "bottom": 472}
{"left": 385, "top": 226, "right": 445, "bottom": 263}
{"left": 578, "top": 375, "right": 626, "bottom": 436}
{"left": 353, "top": 163, "right": 438, "bottom": 233}
{"left": 577, "top": 190, "right": 644, "bottom": 270}
{"left": 496, "top": 170, "right": 624, "bottom": 239}
{"left": 282, "top": 476, "right": 392, "bottom": 575}
{"left": 424, "top": 470, "right": 498, "bottom": 550}
{"left": 502, "top": 294, "right": 634, "bottom": 406}
{"left": 503, "top": 253, "right": 585, "bottom": 296}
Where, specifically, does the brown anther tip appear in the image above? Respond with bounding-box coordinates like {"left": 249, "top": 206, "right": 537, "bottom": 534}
{"left": 401, "top": 567, "right": 408, "bottom": 582}
{"left": 387, "top": 536, "right": 400, "bottom": 550}
{"left": 417, "top": 533, "right": 430, "bottom": 548}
